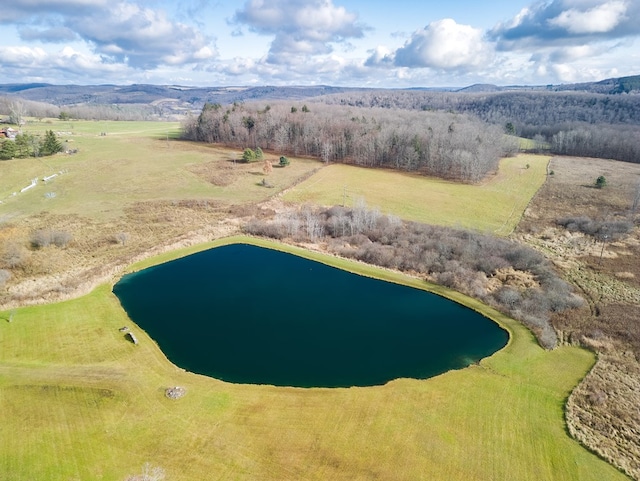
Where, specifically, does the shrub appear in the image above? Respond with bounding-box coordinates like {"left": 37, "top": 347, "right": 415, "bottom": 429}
{"left": 2, "top": 243, "right": 29, "bottom": 269}
{"left": 595, "top": 175, "right": 607, "bottom": 189}
{"left": 52, "top": 230, "right": 72, "bottom": 247}
{"left": 30, "top": 229, "right": 72, "bottom": 248}
{"left": 31, "top": 229, "right": 52, "bottom": 248}
{"left": 496, "top": 287, "right": 522, "bottom": 309}
{"left": 557, "top": 215, "right": 633, "bottom": 240}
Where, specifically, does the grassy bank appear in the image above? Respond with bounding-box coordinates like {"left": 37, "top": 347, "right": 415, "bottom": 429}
{"left": 0, "top": 237, "right": 629, "bottom": 480}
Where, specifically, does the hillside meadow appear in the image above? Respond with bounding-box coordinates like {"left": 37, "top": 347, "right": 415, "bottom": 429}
{"left": 283, "top": 154, "right": 548, "bottom": 236}
{"left": 0, "top": 236, "right": 630, "bottom": 481}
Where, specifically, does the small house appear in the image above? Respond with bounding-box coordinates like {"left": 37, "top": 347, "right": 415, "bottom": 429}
{"left": 0, "top": 128, "right": 17, "bottom": 140}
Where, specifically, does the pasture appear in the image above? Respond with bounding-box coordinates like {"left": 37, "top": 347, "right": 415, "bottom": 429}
{"left": 0, "top": 119, "right": 320, "bottom": 221}
{"left": 283, "top": 154, "right": 549, "bottom": 235}
{"left": 0, "top": 236, "right": 630, "bottom": 481}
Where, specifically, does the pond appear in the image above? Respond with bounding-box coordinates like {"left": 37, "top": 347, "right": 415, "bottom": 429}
{"left": 113, "top": 243, "right": 508, "bottom": 388}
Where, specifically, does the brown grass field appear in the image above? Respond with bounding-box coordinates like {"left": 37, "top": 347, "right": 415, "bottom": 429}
{"left": 515, "top": 156, "right": 640, "bottom": 478}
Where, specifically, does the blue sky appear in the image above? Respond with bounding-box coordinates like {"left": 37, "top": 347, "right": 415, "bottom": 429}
{"left": 0, "top": 0, "right": 638, "bottom": 87}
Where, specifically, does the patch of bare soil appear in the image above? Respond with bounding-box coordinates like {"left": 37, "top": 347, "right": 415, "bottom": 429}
{"left": 515, "top": 156, "right": 640, "bottom": 480}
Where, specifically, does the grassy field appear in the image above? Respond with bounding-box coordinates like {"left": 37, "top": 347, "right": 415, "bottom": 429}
{"left": 0, "top": 119, "right": 320, "bottom": 221}
{"left": 0, "top": 121, "right": 631, "bottom": 480}
{"left": 0, "top": 236, "right": 630, "bottom": 481}
{"left": 283, "top": 154, "right": 549, "bottom": 235}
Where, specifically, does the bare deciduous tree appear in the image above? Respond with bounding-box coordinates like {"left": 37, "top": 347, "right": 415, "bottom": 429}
{"left": 2, "top": 243, "right": 29, "bottom": 269}
{"left": 115, "top": 232, "right": 130, "bottom": 246}
{"left": 262, "top": 159, "right": 273, "bottom": 176}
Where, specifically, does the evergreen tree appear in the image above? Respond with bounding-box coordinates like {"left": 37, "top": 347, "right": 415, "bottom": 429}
{"left": 242, "top": 148, "right": 257, "bottom": 162}
{"left": 14, "top": 133, "right": 32, "bottom": 158}
{"left": 40, "top": 130, "right": 63, "bottom": 156}
{"left": 0, "top": 140, "right": 16, "bottom": 160}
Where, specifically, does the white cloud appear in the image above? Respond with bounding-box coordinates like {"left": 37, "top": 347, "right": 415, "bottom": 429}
{"left": 0, "top": 44, "right": 128, "bottom": 83}
{"left": 364, "top": 46, "right": 394, "bottom": 67}
{"left": 70, "top": 2, "right": 216, "bottom": 69}
{"left": 548, "top": 0, "right": 628, "bottom": 34}
{"left": 491, "top": 0, "right": 640, "bottom": 49}
{"left": 0, "top": 46, "right": 48, "bottom": 66}
{"left": 234, "top": 0, "right": 365, "bottom": 63}
{"left": 0, "top": 0, "right": 109, "bottom": 22}
{"left": 0, "top": 1, "right": 217, "bottom": 71}
{"left": 547, "top": 44, "right": 599, "bottom": 62}
{"left": 392, "top": 19, "right": 492, "bottom": 71}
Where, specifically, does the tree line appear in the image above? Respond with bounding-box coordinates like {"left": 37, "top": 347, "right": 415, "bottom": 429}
{"left": 244, "top": 202, "right": 584, "bottom": 349}
{"left": 183, "top": 101, "right": 517, "bottom": 183}
{"left": 0, "top": 96, "right": 165, "bottom": 122}
{"left": 320, "top": 90, "right": 640, "bottom": 164}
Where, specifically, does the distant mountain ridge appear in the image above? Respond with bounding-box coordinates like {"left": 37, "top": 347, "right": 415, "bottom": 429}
{"left": 0, "top": 83, "right": 362, "bottom": 109}
{"left": 0, "top": 74, "right": 638, "bottom": 110}
{"left": 456, "top": 75, "right": 640, "bottom": 94}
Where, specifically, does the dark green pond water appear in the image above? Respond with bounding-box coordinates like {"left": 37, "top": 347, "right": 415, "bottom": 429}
{"left": 113, "top": 243, "right": 508, "bottom": 388}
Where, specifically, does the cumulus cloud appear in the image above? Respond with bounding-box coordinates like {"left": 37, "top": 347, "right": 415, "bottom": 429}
{"left": 491, "top": 0, "right": 640, "bottom": 49}
{"left": 234, "top": 0, "right": 365, "bottom": 63}
{"left": 487, "top": 0, "right": 640, "bottom": 84}
{"left": 0, "top": 44, "right": 128, "bottom": 83}
{"left": 0, "top": 1, "right": 216, "bottom": 70}
{"left": 548, "top": 0, "right": 628, "bottom": 34}
{"left": 71, "top": 2, "right": 215, "bottom": 68}
{"left": 0, "top": 0, "right": 109, "bottom": 22}
{"left": 364, "top": 46, "right": 394, "bottom": 67}
{"left": 368, "top": 19, "right": 492, "bottom": 71}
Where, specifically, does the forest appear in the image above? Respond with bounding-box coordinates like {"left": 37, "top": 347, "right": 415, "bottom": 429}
{"left": 320, "top": 90, "right": 640, "bottom": 163}
{"left": 183, "top": 101, "right": 518, "bottom": 183}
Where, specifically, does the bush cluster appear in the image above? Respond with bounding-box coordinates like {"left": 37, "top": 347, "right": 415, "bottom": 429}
{"left": 557, "top": 216, "right": 634, "bottom": 241}
{"left": 245, "top": 204, "right": 585, "bottom": 349}
{"left": 30, "top": 229, "right": 73, "bottom": 249}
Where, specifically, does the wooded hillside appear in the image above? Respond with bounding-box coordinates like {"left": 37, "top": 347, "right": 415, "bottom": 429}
{"left": 183, "top": 102, "right": 517, "bottom": 183}
{"left": 320, "top": 90, "right": 640, "bottom": 163}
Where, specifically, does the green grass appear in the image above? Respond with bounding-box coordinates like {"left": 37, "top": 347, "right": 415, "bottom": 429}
{"left": 0, "top": 237, "right": 630, "bottom": 481}
{"left": 283, "top": 154, "right": 549, "bottom": 235}
{"left": 0, "top": 119, "right": 320, "bottom": 220}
